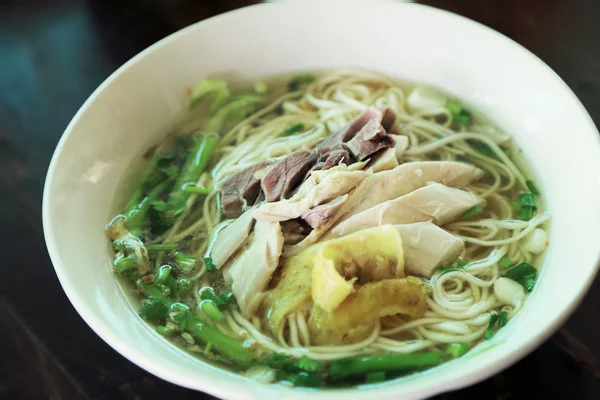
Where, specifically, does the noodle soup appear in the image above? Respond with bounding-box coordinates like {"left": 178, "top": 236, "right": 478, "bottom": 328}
{"left": 106, "top": 70, "right": 549, "bottom": 387}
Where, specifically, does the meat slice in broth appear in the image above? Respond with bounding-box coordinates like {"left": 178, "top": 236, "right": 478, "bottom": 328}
{"left": 346, "top": 118, "right": 395, "bottom": 161}
{"left": 221, "top": 161, "right": 270, "bottom": 217}
{"left": 261, "top": 150, "right": 318, "bottom": 202}
{"left": 209, "top": 209, "right": 255, "bottom": 269}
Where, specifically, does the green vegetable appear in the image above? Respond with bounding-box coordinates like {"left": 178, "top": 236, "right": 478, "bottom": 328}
{"left": 329, "top": 353, "right": 442, "bottom": 379}
{"left": 464, "top": 206, "right": 484, "bottom": 219}
{"left": 147, "top": 244, "right": 178, "bottom": 252}
{"left": 485, "top": 311, "right": 499, "bottom": 340}
{"left": 188, "top": 79, "right": 230, "bottom": 111}
{"left": 285, "top": 122, "right": 305, "bottom": 134}
{"left": 199, "top": 287, "right": 236, "bottom": 309}
{"left": 498, "top": 257, "right": 513, "bottom": 268}
{"left": 511, "top": 201, "right": 521, "bottom": 212}
{"left": 445, "top": 101, "right": 471, "bottom": 125}
{"left": 174, "top": 252, "right": 196, "bottom": 274}
{"left": 519, "top": 193, "right": 535, "bottom": 208}
{"left": 288, "top": 74, "right": 316, "bottom": 91}
{"left": 113, "top": 255, "right": 136, "bottom": 274}
{"left": 365, "top": 372, "right": 386, "bottom": 384}
{"left": 183, "top": 313, "right": 255, "bottom": 363}
{"left": 526, "top": 180, "right": 540, "bottom": 195}
{"left": 139, "top": 298, "right": 169, "bottom": 320}
{"left": 126, "top": 181, "right": 170, "bottom": 236}
{"left": 438, "top": 257, "right": 469, "bottom": 275}
{"left": 200, "top": 300, "right": 224, "bottom": 321}
{"left": 204, "top": 256, "right": 217, "bottom": 272}
{"left": 456, "top": 257, "right": 469, "bottom": 268}
{"left": 183, "top": 184, "right": 210, "bottom": 195}
{"left": 296, "top": 355, "right": 323, "bottom": 372}
{"left": 438, "top": 266, "right": 465, "bottom": 275}
{"left": 520, "top": 207, "right": 533, "bottom": 220}
{"left": 445, "top": 343, "right": 470, "bottom": 358}
{"left": 206, "top": 95, "right": 262, "bottom": 133}
{"left": 166, "top": 133, "right": 219, "bottom": 217}
{"left": 498, "top": 311, "right": 509, "bottom": 327}
{"left": 154, "top": 265, "right": 172, "bottom": 285}
{"left": 276, "top": 370, "right": 324, "bottom": 388}
{"left": 506, "top": 262, "right": 537, "bottom": 292}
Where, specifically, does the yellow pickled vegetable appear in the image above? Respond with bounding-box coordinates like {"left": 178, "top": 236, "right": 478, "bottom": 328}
{"left": 311, "top": 225, "right": 405, "bottom": 312}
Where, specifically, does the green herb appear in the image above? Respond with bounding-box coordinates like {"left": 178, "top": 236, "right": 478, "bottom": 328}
{"left": 456, "top": 257, "right": 469, "bottom": 268}
{"left": 174, "top": 252, "right": 196, "bottom": 273}
{"left": 276, "top": 370, "right": 324, "bottom": 388}
{"left": 464, "top": 206, "right": 484, "bottom": 219}
{"left": 113, "top": 255, "right": 136, "bottom": 274}
{"left": 330, "top": 353, "right": 442, "bottom": 380}
{"left": 204, "top": 256, "right": 217, "bottom": 272}
{"left": 139, "top": 298, "right": 169, "bottom": 320}
{"left": 206, "top": 95, "right": 262, "bottom": 133}
{"left": 498, "top": 257, "right": 513, "bottom": 268}
{"left": 183, "top": 184, "right": 210, "bottom": 195}
{"left": 520, "top": 207, "right": 533, "bottom": 220}
{"left": 498, "top": 311, "right": 509, "bottom": 327}
{"left": 188, "top": 79, "right": 230, "bottom": 111}
{"left": 154, "top": 265, "right": 172, "bottom": 285}
{"left": 485, "top": 311, "right": 499, "bottom": 340}
{"left": 445, "top": 101, "right": 471, "bottom": 125}
{"left": 285, "top": 122, "right": 305, "bottom": 134}
{"left": 199, "top": 287, "right": 236, "bottom": 309}
{"left": 296, "top": 355, "right": 323, "bottom": 372}
{"left": 288, "top": 74, "right": 316, "bottom": 91}
{"left": 445, "top": 343, "right": 470, "bottom": 358}
{"left": 526, "top": 180, "right": 540, "bottom": 195}
{"left": 511, "top": 201, "right": 521, "bottom": 212}
{"left": 506, "top": 262, "right": 537, "bottom": 292}
{"left": 200, "top": 300, "right": 224, "bottom": 321}
{"left": 519, "top": 193, "right": 535, "bottom": 208}
{"left": 365, "top": 372, "right": 386, "bottom": 384}
{"left": 147, "top": 244, "right": 178, "bottom": 252}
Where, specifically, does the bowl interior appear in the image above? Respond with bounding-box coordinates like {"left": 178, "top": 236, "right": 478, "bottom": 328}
{"left": 43, "top": 3, "right": 600, "bottom": 400}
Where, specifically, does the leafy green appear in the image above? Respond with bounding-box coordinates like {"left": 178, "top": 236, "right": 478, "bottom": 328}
{"left": 203, "top": 256, "right": 218, "bottom": 272}
{"left": 174, "top": 252, "right": 196, "bottom": 274}
{"left": 464, "top": 206, "right": 484, "bottom": 219}
{"left": 506, "top": 262, "right": 537, "bottom": 292}
{"left": 498, "top": 257, "right": 513, "bottom": 268}
{"left": 200, "top": 300, "right": 224, "bottom": 322}
{"left": 526, "top": 180, "right": 540, "bottom": 195}
{"left": 498, "top": 310, "right": 509, "bottom": 327}
{"left": 445, "top": 101, "right": 471, "bottom": 125}
{"left": 288, "top": 74, "right": 316, "bottom": 91}
{"left": 188, "top": 79, "right": 230, "bottom": 111}
{"left": 139, "top": 298, "right": 169, "bottom": 320}
{"left": 485, "top": 311, "right": 499, "bottom": 340}
{"left": 285, "top": 122, "right": 305, "bottom": 134}
{"left": 206, "top": 95, "right": 262, "bottom": 133}
{"left": 330, "top": 353, "right": 442, "bottom": 380}
{"left": 199, "top": 287, "right": 236, "bottom": 309}
{"left": 365, "top": 372, "right": 386, "bottom": 384}
{"left": 147, "top": 244, "right": 178, "bottom": 252}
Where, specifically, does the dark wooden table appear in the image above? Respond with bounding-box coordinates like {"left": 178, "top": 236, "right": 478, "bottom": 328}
{"left": 1, "top": 1, "right": 599, "bottom": 399}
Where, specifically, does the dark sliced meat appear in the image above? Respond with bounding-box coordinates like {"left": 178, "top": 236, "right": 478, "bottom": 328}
{"left": 221, "top": 161, "right": 270, "bottom": 217}
{"left": 316, "top": 107, "right": 381, "bottom": 153}
{"left": 346, "top": 118, "right": 396, "bottom": 161}
{"left": 261, "top": 150, "right": 318, "bottom": 202}
{"left": 381, "top": 108, "right": 397, "bottom": 132}
{"left": 313, "top": 145, "right": 352, "bottom": 170}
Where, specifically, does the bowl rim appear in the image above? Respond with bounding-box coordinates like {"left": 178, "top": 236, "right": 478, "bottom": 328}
{"left": 42, "top": 2, "right": 600, "bottom": 399}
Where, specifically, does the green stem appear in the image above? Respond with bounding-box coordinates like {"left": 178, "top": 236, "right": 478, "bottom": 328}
{"left": 330, "top": 353, "right": 442, "bottom": 379}
{"left": 147, "top": 244, "right": 178, "bottom": 252}
{"left": 126, "top": 180, "right": 170, "bottom": 236}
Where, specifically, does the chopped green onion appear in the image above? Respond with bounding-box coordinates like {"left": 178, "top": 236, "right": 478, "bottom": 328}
{"left": 204, "top": 256, "right": 217, "bottom": 272}
{"left": 365, "top": 372, "right": 386, "bottom": 384}
{"left": 464, "top": 206, "right": 484, "bottom": 219}
{"left": 147, "top": 244, "right": 178, "bottom": 252}
{"left": 520, "top": 207, "right": 533, "bottom": 220}
{"left": 174, "top": 252, "right": 196, "bottom": 273}
{"left": 520, "top": 193, "right": 535, "bottom": 208}
{"left": 498, "top": 311, "right": 509, "bottom": 327}
{"left": 526, "top": 180, "right": 540, "bottom": 195}
{"left": 498, "top": 257, "right": 513, "bottom": 268}
{"left": 154, "top": 265, "right": 172, "bottom": 285}
{"left": 288, "top": 74, "right": 316, "bottom": 91}
{"left": 285, "top": 122, "right": 305, "bottom": 134}
{"left": 454, "top": 114, "right": 470, "bottom": 126}
{"left": 511, "top": 201, "right": 521, "bottom": 212}
{"left": 445, "top": 102, "right": 462, "bottom": 115}
{"left": 207, "top": 95, "right": 262, "bottom": 133}
{"left": 156, "top": 325, "right": 174, "bottom": 336}
{"left": 199, "top": 287, "right": 236, "bottom": 309}
{"left": 200, "top": 300, "right": 224, "bottom": 321}
{"left": 445, "top": 101, "right": 471, "bottom": 125}
{"left": 485, "top": 311, "right": 499, "bottom": 340}
{"left": 296, "top": 355, "right": 323, "bottom": 372}
{"left": 506, "top": 262, "right": 537, "bottom": 292}
{"left": 113, "top": 255, "right": 136, "bottom": 274}
{"left": 183, "top": 184, "right": 210, "bottom": 195}
{"left": 139, "top": 298, "right": 169, "bottom": 320}
{"left": 254, "top": 80, "right": 268, "bottom": 94}
{"left": 188, "top": 79, "right": 229, "bottom": 111}
{"left": 445, "top": 343, "right": 470, "bottom": 358}
{"left": 330, "top": 353, "right": 442, "bottom": 379}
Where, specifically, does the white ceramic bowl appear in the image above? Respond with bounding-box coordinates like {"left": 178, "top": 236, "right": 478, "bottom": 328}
{"left": 43, "top": 2, "right": 600, "bottom": 399}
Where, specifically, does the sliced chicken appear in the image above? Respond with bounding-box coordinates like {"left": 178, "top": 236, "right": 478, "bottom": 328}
{"left": 209, "top": 209, "right": 255, "bottom": 269}
{"left": 301, "top": 194, "right": 348, "bottom": 228}
{"left": 253, "top": 167, "right": 368, "bottom": 222}
{"left": 229, "top": 220, "right": 284, "bottom": 316}
{"left": 329, "top": 183, "right": 484, "bottom": 238}
{"left": 308, "top": 276, "right": 428, "bottom": 345}
{"left": 398, "top": 182, "right": 485, "bottom": 224}
{"left": 336, "top": 161, "right": 484, "bottom": 225}
{"left": 367, "top": 148, "right": 399, "bottom": 172}
{"left": 394, "top": 222, "right": 465, "bottom": 277}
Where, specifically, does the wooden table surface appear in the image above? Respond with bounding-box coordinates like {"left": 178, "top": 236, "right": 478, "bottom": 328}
{"left": 1, "top": 1, "right": 599, "bottom": 399}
